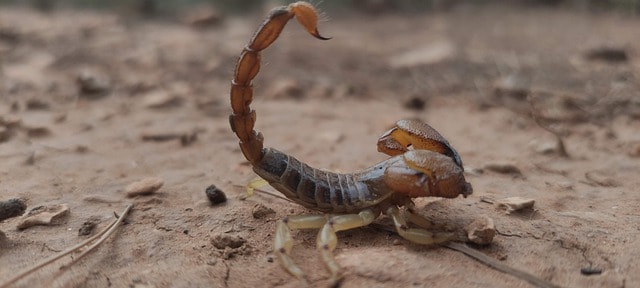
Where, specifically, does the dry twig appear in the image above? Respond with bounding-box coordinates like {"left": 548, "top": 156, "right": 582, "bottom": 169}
{"left": 444, "top": 242, "right": 560, "bottom": 288}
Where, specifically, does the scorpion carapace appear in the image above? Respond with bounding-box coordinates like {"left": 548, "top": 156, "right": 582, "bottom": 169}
{"left": 229, "top": 1, "right": 472, "bottom": 286}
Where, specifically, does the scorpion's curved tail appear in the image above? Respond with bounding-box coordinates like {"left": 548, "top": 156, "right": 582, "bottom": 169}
{"left": 229, "top": 2, "right": 330, "bottom": 164}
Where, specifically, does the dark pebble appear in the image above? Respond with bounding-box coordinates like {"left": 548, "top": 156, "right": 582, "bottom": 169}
{"left": 0, "top": 198, "right": 27, "bottom": 221}
{"left": 78, "top": 221, "right": 97, "bottom": 236}
{"left": 580, "top": 267, "right": 602, "bottom": 276}
{"left": 205, "top": 185, "right": 227, "bottom": 205}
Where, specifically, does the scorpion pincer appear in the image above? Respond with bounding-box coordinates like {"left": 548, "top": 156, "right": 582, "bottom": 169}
{"left": 228, "top": 1, "right": 472, "bottom": 285}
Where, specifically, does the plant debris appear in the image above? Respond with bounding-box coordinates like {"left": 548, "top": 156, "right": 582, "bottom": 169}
{"left": 17, "top": 204, "right": 70, "bottom": 229}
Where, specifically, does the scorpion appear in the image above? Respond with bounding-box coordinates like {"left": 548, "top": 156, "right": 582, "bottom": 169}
{"left": 229, "top": 2, "right": 472, "bottom": 286}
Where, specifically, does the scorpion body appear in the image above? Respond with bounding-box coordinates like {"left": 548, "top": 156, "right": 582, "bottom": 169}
{"left": 229, "top": 2, "right": 472, "bottom": 286}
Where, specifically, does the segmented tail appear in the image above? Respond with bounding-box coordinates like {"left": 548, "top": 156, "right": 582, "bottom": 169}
{"left": 229, "top": 2, "right": 329, "bottom": 164}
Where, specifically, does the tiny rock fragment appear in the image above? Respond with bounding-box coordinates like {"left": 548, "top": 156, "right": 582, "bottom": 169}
{"left": 0, "top": 198, "right": 27, "bottom": 221}
{"left": 535, "top": 141, "right": 558, "bottom": 155}
{"left": 464, "top": 216, "right": 496, "bottom": 245}
{"left": 585, "top": 171, "right": 620, "bottom": 187}
{"left": 77, "top": 69, "right": 111, "bottom": 96}
{"left": 78, "top": 216, "right": 100, "bottom": 236}
{"left": 185, "top": 6, "right": 223, "bottom": 28}
{"left": 389, "top": 40, "right": 456, "bottom": 69}
{"left": 0, "top": 126, "right": 11, "bottom": 143}
{"left": 0, "top": 230, "right": 6, "bottom": 242}
{"left": 17, "top": 204, "right": 70, "bottom": 230}
{"left": 484, "top": 163, "right": 522, "bottom": 176}
{"left": 141, "top": 132, "right": 181, "bottom": 142}
{"left": 629, "top": 142, "right": 640, "bottom": 157}
{"left": 25, "top": 126, "right": 51, "bottom": 138}
{"left": 0, "top": 115, "right": 22, "bottom": 129}
{"left": 143, "top": 90, "right": 182, "bottom": 109}
{"left": 251, "top": 203, "right": 275, "bottom": 219}
{"left": 496, "top": 197, "right": 535, "bottom": 214}
{"left": 211, "top": 233, "right": 246, "bottom": 249}
{"left": 403, "top": 96, "right": 426, "bottom": 111}
{"left": 205, "top": 184, "right": 227, "bottom": 205}
{"left": 125, "top": 177, "right": 164, "bottom": 198}
{"left": 180, "top": 131, "right": 198, "bottom": 146}
{"left": 265, "top": 78, "right": 304, "bottom": 99}
{"left": 580, "top": 267, "right": 603, "bottom": 276}
{"left": 25, "top": 98, "right": 50, "bottom": 110}
{"left": 492, "top": 74, "right": 531, "bottom": 102}
{"left": 584, "top": 47, "right": 628, "bottom": 63}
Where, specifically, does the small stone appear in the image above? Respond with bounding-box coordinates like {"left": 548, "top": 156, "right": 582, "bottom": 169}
{"left": 585, "top": 171, "right": 620, "bottom": 187}
{"left": 0, "top": 230, "right": 6, "bottom": 242}
{"left": 125, "top": 177, "right": 164, "bottom": 197}
{"left": 580, "top": 267, "right": 603, "bottom": 275}
{"left": 17, "top": 204, "right": 70, "bottom": 230}
{"left": 141, "top": 132, "right": 181, "bottom": 142}
{"left": 211, "top": 234, "right": 245, "bottom": 249}
{"left": 185, "top": 6, "right": 223, "bottom": 28}
{"left": 205, "top": 185, "right": 227, "bottom": 205}
{"left": 265, "top": 78, "right": 303, "bottom": 99}
{"left": 584, "top": 47, "right": 628, "bottom": 63}
{"left": 206, "top": 259, "right": 218, "bottom": 266}
{"left": 389, "top": 40, "right": 456, "bottom": 69}
{"left": 403, "top": 96, "right": 426, "bottom": 111}
{"left": 77, "top": 69, "right": 111, "bottom": 96}
{"left": 464, "top": 216, "right": 496, "bottom": 245}
{"left": 0, "top": 126, "right": 11, "bottom": 143}
{"left": 78, "top": 217, "right": 100, "bottom": 236}
{"left": 143, "top": 90, "right": 182, "bottom": 109}
{"left": 25, "top": 98, "right": 50, "bottom": 110}
{"left": 484, "top": 163, "right": 522, "bottom": 176}
{"left": 251, "top": 203, "right": 275, "bottom": 219}
{"left": 0, "top": 198, "right": 27, "bottom": 221}
{"left": 25, "top": 126, "right": 51, "bottom": 138}
{"left": 495, "top": 197, "right": 535, "bottom": 214}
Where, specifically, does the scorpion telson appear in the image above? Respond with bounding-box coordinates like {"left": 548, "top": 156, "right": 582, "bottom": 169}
{"left": 229, "top": 1, "right": 472, "bottom": 286}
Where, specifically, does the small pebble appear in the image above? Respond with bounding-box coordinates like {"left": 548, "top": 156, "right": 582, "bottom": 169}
{"left": 77, "top": 69, "right": 111, "bottom": 96}
{"left": 205, "top": 185, "right": 227, "bottom": 205}
{"left": 580, "top": 267, "right": 603, "bottom": 275}
{"left": 78, "top": 218, "right": 99, "bottom": 236}
{"left": 251, "top": 203, "right": 275, "bottom": 219}
{"left": 211, "top": 234, "right": 245, "bottom": 249}
{"left": 17, "top": 204, "right": 70, "bottom": 230}
{"left": 0, "top": 198, "right": 27, "bottom": 221}
{"left": 496, "top": 197, "right": 535, "bottom": 214}
{"left": 464, "top": 215, "right": 496, "bottom": 245}
{"left": 125, "top": 177, "right": 164, "bottom": 197}
{"left": 0, "top": 126, "right": 10, "bottom": 143}
{"left": 484, "top": 163, "right": 522, "bottom": 176}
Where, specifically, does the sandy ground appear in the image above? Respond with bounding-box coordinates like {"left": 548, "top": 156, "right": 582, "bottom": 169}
{"left": 1, "top": 4, "right": 640, "bottom": 288}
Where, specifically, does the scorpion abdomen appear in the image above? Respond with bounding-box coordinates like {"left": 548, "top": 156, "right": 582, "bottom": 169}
{"left": 253, "top": 148, "right": 388, "bottom": 213}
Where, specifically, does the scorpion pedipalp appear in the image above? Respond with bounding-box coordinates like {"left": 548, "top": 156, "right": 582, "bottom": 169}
{"left": 377, "top": 119, "right": 464, "bottom": 168}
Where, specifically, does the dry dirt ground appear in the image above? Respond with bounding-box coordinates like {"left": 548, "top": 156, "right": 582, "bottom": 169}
{"left": 1, "top": 4, "right": 640, "bottom": 288}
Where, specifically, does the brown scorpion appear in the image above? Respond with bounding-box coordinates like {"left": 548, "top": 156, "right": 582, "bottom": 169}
{"left": 229, "top": 2, "right": 472, "bottom": 285}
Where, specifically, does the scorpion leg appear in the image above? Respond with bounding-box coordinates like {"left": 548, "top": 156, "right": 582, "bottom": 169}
{"left": 377, "top": 119, "right": 463, "bottom": 168}
{"left": 317, "top": 210, "right": 376, "bottom": 285}
{"left": 274, "top": 214, "right": 327, "bottom": 285}
{"left": 239, "top": 177, "right": 269, "bottom": 200}
{"left": 386, "top": 206, "right": 453, "bottom": 245}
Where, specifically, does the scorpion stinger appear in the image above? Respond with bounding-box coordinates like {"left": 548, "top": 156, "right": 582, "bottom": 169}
{"left": 229, "top": 2, "right": 472, "bottom": 286}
